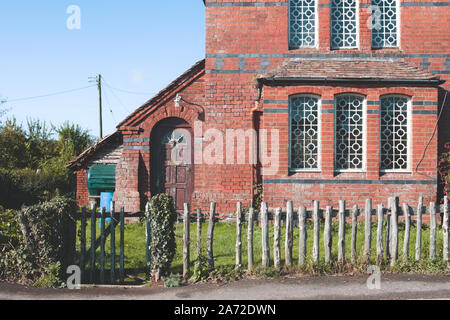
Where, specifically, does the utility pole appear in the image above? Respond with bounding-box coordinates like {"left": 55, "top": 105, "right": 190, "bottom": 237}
{"left": 89, "top": 74, "right": 103, "bottom": 140}
{"left": 97, "top": 74, "right": 103, "bottom": 140}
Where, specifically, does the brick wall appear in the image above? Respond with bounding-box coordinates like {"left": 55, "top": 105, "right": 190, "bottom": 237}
{"left": 76, "top": 169, "right": 89, "bottom": 207}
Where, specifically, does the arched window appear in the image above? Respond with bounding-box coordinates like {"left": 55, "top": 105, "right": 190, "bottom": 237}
{"left": 290, "top": 95, "right": 321, "bottom": 171}
{"left": 289, "top": 0, "right": 318, "bottom": 49}
{"left": 335, "top": 94, "right": 366, "bottom": 171}
{"left": 380, "top": 96, "right": 410, "bottom": 172}
{"left": 371, "top": 0, "right": 399, "bottom": 48}
{"left": 331, "top": 0, "right": 358, "bottom": 49}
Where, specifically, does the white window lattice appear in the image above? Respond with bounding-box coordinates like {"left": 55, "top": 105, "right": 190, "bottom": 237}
{"left": 380, "top": 96, "right": 409, "bottom": 171}
{"left": 331, "top": 0, "right": 358, "bottom": 49}
{"left": 290, "top": 96, "right": 320, "bottom": 170}
{"left": 335, "top": 95, "right": 365, "bottom": 171}
{"left": 289, "top": 0, "right": 317, "bottom": 48}
{"left": 371, "top": 0, "right": 398, "bottom": 48}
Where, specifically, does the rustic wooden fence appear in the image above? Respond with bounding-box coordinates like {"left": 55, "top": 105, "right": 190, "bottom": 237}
{"left": 181, "top": 196, "right": 449, "bottom": 278}
{"left": 77, "top": 196, "right": 449, "bottom": 284}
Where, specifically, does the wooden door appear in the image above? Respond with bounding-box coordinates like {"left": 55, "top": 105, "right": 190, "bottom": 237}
{"left": 152, "top": 120, "right": 193, "bottom": 211}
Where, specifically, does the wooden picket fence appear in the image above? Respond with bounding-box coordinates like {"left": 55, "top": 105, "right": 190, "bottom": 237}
{"left": 77, "top": 195, "right": 449, "bottom": 284}
{"left": 181, "top": 196, "right": 449, "bottom": 278}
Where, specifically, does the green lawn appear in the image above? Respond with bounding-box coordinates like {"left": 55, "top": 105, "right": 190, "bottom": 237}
{"left": 76, "top": 218, "right": 449, "bottom": 281}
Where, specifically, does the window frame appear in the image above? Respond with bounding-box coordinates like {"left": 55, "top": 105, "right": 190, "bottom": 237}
{"left": 334, "top": 93, "right": 367, "bottom": 173}
{"left": 379, "top": 94, "right": 412, "bottom": 173}
{"left": 371, "top": 0, "right": 401, "bottom": 49}
{"left": 289, "top": 94, "right": 322, "bottom": 173}
{"left": 288, "top": 0, "right": 319, "bottom": 50}
{"left": 330, "top": 0, "right": 360, "bottom": 50}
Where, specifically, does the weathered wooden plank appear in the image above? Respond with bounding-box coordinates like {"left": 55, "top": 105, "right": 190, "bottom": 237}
{"left": 235, "top": 202, "right": 242, "bottom": 270}
{"left": 110, "top": 202, "right": 116, "bottom": 284}
{"left": 324, "top": 206, "right": 332, "bottom": 264}
{"left": 338, "top": 200, "right": 346, "bottom": 263}
{"left": 247, "top": 207, "right": 255, "bottom": 272}
{"left": 386, "top": 198, "right": 392, "bottom": 261}
{"left": 183, "top": 203, "right": 190, "bottom": 279}
{"left": 261, "top": 202, "right": 270, "bottom": 268}
{"left": 415, "top": 197, "right": 423, "bottom": 261}
{"left": 90, "top": 205, "right": 96, "bottom": 284}
{"left": 444, "top": 197, "right": 449, "bottom": 263}
{"left": 119, "top": 207, "right": 125, "bottom": 284}
{"left": 298, "top": 206, "right": 307, "bottom": 267}
{"left": 403, "top": 203, "right": 411, "bottom": 262}
{"left": 285, "top": 201, "right": 294, "bottom": 268}
{"left": 390, "top": 197, "right": 399, "bottom": 266}
{"left": 145, "top": 203, "right": 151, "bottom": 280}
{"left": 274, "top": 208, "right": 281, "bottom": 269}
{"left": 80, "top": 207, "right": 87, "bottom": 283}
{"left": 207, "top": 202, "right": 216, "bottom": 271}
{"left": 312, "top": 201, "right": 320, "bottom": 264}
{"left": 364, "top": 199, "right": 373, "bottom": 263}
{"left": 100, "top": 207, "right": 106, "bottom": 284}
{"left": 351, "top": 205, "right": 358, "bottom": 263}
{"left": 197, "top": 208, "right": 202, "bottom": 260}
{"left": 430, "top": 202, "right": 437, "bottom": 260}
{"left": 376, "top": 204, "right": 384, "bottom": 264}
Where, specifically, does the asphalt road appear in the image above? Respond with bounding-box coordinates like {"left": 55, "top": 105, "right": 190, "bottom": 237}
{"left": 0, "top": 274, "right": 449, "bottom": 300}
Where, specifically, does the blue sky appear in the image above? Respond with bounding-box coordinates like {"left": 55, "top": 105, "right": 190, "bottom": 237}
{"left": 0, "top": 1, "right": 205, "bottom": 138}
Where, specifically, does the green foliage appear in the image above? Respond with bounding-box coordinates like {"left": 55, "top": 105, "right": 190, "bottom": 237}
{"left": 0, "top": 197, "right": 77, "bottom": 285}
{"left": 0, "top": 119, "right": 28, "bottom": 169}
{"left": 439, "top": 142, "right": 450, "bottom": 197}
{"left": 33, "top": 262, "right": 65, "bottom": 288}
{"left": 256, "top": 267, "right": 283, "bottom": 279}
{"left": 163, "top": 274, "right": 186, "bottom": 288}
{"left": 149, "top": 194, "right": 177, "bottom": 280}
{"left": 190, "top": 253, "right": 210, "bottom": 283}
{"left": 0, "top": 208, "right": 22, "bottom": 247}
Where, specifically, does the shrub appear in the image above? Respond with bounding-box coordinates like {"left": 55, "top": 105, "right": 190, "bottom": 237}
{"left": 148, "top": 194, "right": 177, "bottom": 281}
{"left": 439, "top": 142, "right": 450, "bottom": 197}
{"left": 0, "top": 196, "right": 77, "bottom": 286}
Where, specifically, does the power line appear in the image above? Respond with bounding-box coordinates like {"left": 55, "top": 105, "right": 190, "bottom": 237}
{"left": 102, "top": 79, "right": 153, "bottom": 96}
{"left": 1, "top": 85, "right": 96, "bottom": 104}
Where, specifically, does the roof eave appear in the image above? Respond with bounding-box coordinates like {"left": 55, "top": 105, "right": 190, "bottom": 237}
{"left": 257, "top": 77, "right": 445, "bottom": 86}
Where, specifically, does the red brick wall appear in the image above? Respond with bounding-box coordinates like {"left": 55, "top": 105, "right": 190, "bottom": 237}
{"left": 76, "top": 169, "right": 89, "bottom": 207}
{"left": 204, "top": 0, "right": 449, "bottom": 213}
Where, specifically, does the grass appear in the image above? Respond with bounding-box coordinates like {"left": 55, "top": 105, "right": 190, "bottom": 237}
{"left": 75, "top": 218, "right": 450, "bottom": 283}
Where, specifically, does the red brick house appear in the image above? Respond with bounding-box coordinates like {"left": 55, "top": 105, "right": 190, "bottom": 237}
{"left": 69, "top": 0, "right": 450, "bottom": 216}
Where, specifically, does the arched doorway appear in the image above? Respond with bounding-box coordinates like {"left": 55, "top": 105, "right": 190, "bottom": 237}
{"left": 150, "top": 118, "right": 194, "bottom": 211}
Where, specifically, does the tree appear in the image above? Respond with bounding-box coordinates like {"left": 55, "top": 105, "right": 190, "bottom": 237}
{"left": 0, "top": 119, "right": 28, "bottom": 169}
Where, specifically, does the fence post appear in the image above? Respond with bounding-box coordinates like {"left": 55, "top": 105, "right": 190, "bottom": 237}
{"left": 403, "top": 203, "right": 411, "bottom": 262}
{"left": 145, "top": 203, "right": 151, "bottom": 280}
{"left": 183, "top": 203, "right": 190, "bottom": 279}
{"left": 376, "top": 204, "right": 384, "bottom": 265}
{"left": 415, "top": 197, "right": 423, "bottom": 261}
{"left": 430, "top": 202, "right": 437, "bottom": 260}
{"left": 247, "top": 207, "right": 255, "bottom": 272}
{"left": 386, "top": 198, "right": 392, "bottom": 261}
{"left": 80, "top": 207, "right": 87, "bottom": 284}
{"left": 298, "top": 206, "right": 307, "bottom": 267}
{"left": 197, "top": 208, "right": 202, "bottom": 260}
{"left": 285, "top": 201, "right": 294, "bottom": 268}
{"left": 364, "top": 199, "right": 372, "bottom": 263}
{"left": 235, "top": 202, "right": 242, "bottom": 270}
{"left": 444, "top": 196, "right": 449, "bottom": 263}
{"left": 351, "top": 205, "right": 358, "bottom": 263}
{"left": 274, "top": 208, "right": 281, "bottom": 269}
{"left": 90, "top": 204, "right": 96, "bottom": 284}
{"left": 338, "top": 200, "right": 346, "bottom": 263}
{"left": 324, "top": 206, "right": 332, "bottom": 264}
{"left": 207, "top": 202, "right": 216, "bottom": 271}
{"left": 312, "top": 201, "right": 320, "bottom": 264}
{"left": 390, "top": 197, "right": 399, "bottom": 266}
{"left": 100, "top": 207, "right": 106, "bottom": 284}
{"left": 261, "top": 202, "right": 270, "bottom": 268}
{"left": 110, "top": 202, "right": 116, "bottom": 284}
{"left": 119, "top": 207, "right": 125, "bottom": 284}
